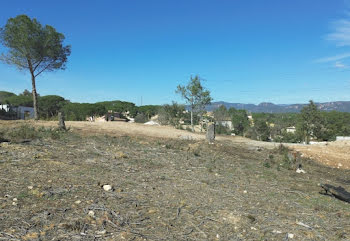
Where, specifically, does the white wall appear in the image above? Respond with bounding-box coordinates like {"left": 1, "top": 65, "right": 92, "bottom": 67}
{"left": 336, "top": 136, "right": 350, "bottom": 141}
{"left": 12, "top": 106, "right": 35, "bottom": 119}
{"left": 0, "top": 104, "right": 10, "bottom": 112}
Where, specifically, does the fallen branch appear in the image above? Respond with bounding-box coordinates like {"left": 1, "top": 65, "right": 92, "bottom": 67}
{"left": 320, "top": 184, "right": 350, "bottom": 203}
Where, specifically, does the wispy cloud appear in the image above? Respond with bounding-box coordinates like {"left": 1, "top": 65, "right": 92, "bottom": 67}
{"left": 315, "top": 52, "right": 350, "bottom": 63}
{"left": 326, "top": 19, "right": 350, "bottom": 46}
{"left": 335, "top": 61, "right": 347, "bottom": 68}
{"left": 317, "top": 7, "right": 350, "bottom": 67}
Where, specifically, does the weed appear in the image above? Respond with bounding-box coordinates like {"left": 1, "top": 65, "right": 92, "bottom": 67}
{"left": 263, "top": 162, "right": 271, "bottom": 168}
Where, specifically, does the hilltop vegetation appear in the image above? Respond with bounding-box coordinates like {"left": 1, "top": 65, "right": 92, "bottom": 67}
{"left": 2, "top": 90, "right": 350, "bottom": 143}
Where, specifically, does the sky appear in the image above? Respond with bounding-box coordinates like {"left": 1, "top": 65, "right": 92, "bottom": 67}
{"left": 0, "top": 0, "right": 350, "bottom": 105}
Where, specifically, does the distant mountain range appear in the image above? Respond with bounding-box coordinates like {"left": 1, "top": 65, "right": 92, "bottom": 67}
{"left": 206, "top": 101, "right": 350, "bottom": 113}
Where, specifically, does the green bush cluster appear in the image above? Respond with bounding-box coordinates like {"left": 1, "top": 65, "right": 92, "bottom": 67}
{"left": 1, "top": 125, "right": 67, "bottom": 142}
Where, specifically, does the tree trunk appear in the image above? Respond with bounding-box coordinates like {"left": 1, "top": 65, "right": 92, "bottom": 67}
{"left": 190, "top": 108, "right": 194, "bottom": 132}
{"left": 31, "top": 73, "right": 39, "bottom": 120}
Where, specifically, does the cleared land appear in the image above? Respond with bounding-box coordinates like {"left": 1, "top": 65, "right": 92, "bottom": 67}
{"left": 7, "top": 120, "right": 349, "bottom": 170}
{"left": 0, "top": 120, "right": 349, "bottom": 240}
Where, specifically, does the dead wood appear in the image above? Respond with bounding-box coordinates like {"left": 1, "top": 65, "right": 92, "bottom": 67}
{"left": 320, "top": 184, "right": 350, "bottom": 203}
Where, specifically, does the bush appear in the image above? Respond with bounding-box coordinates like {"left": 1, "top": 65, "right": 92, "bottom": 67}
{"left": 157, "top": 103, "right": 185, "bottom": 126}
{"left": 134, "top": 113, "right": 148, "bottom": 123}
{"left": 2, "top": 125, "right": 67, "bottom": 142}
{"left": 215, "top": 124, "right": 231, "bottom": 135}
{"left": 5, "top": 125, "right": 38, "bottom": 141}
{"left": 274, "top": 132, "right": 301, "bottom": 143}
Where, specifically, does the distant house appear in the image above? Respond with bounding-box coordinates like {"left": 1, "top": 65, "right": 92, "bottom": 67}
{"left": 105, "top": 112, "right": 127, "bottom": 122}
{"left": 13, "top": 106, "right": 35, "bottom": 119}
{"left": 336, "top": 136, "right": 350, "bottom": 141}
{"left": 0, "top": 104, "right": 10, "bottom": 112}
{"left": 216, "top": 118, "right": 233, "bottom": 130}
{"left": 286, "top": 126, "right": 296, "bottom": 133}
{"left": 0, "top": 104, "right": 34, "bottom": 120}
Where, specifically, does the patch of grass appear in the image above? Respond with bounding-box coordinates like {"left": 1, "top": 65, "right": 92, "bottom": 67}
{"left": 5, "top": 125, "right": 38, "bottom": 141}
{"left": 1, "top": 125, "right": 69, "bottom": 142}
{"left": 263, "top": 162, "right": 271, "bottom": 168}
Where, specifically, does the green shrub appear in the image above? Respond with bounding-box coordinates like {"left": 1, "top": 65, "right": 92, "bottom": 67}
{"left": 215, "top": 124, "right": 230, "bottom": 135}
{"left": 134, "top": 113, "right": 148, "bottom": 123}
{"left": 3, "top": 125, "right": 67, "bottom": 142}
{"left": 5, "top": 125, "right": 38, "bottom": 141}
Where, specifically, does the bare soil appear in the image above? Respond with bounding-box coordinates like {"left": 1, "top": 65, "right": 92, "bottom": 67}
{"left": 0, "top": 120, "right": 349, "bottom": 240}
{"left": 18, "top": 120, "right": 350, "bottom": 170}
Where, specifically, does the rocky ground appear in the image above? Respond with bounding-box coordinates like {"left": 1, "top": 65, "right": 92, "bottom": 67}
{"left": 0, "top": 122, "right": 349, "bottom": 240}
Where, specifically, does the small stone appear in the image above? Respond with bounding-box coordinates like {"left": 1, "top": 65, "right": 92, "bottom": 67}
{"left": 272, "top": 230, "right": 282, "bottom": 234}
{"left": 12, "top": 202, "right": 17, "bottom": 206}
{"left": 96, "top": 230, "right": 106, "bottom": 235}
{"left": 75, "top": 200, "right": 81, "bottom": 204}
{"left": 243, "top": 190, "right": 247, "bottom": 194}
{"left": 148, "top": 209, "right": 157, "bottom": 214}
{"left": 27, "top": 186, "right": 33, "bottom": 190}
{"left": 287, "top": 233, "right": 294, "bottom": 239}
{"left": 296, "top": 168, "right": 306, "bottom": 174}
{"left": 88, "top": 210, "right": 95, "bottom": 217}
{"left": 103, "top": 185, "right": 112, "bottom": 191}
{"left": 251, "top": 227, "right": 257, "bottom": 230}
{"left": 13, "top": 198, "right": 17, "bottom": 202}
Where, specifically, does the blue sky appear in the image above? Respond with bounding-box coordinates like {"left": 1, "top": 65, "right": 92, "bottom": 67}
{"left": 1, "top": 0, "right": 350, "bottom": 105}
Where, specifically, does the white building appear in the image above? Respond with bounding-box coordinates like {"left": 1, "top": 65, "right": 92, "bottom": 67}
{"left": 0, "top": 105, "right": 34, "bottom": 119}
{"left": 336, "top": 136, "right": 350, "bottom": 141}
{"left": 0, "top": 104, "right": 10, "bottom": 112}
{"left": 216, "top": 120, "right": 233, "bottom": 130}
{"left": 286, "top": 126, "right": 296, "bottom": 133}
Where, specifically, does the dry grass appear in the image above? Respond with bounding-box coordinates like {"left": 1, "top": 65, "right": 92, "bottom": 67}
{"left": 289, "top": 141, "right": 350, "bottom": 169}
{"left": 13, "top": 120, "right": 349, "bottom": 170}
{"left": 0, "top": 121, "right": 349, "bottom": 240}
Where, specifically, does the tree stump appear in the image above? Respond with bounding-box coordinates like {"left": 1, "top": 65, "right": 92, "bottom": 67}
{"left": 206, "top": 123, "right": 215, "bottom": 144}
{"left": 58, "top": 112, "right": 66, "bottom": 130}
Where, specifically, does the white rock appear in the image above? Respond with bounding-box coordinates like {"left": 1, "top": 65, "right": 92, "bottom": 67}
{"left": 272, "top": 230, "right": 282, "bottom": 234}
{"left": 88, "top": 210, "right": 95, "bottom": 217}
{"left": 12, "top": 202, "right": 17, "bottom": 206}
{"left": 13, "top": 198, "right": 17, "bottom": 202}
{"left": 251, "top": 227, "right": 257, "bottom": 230}
{"left": 243, "top": 190, "right": 247, "bottom": 194}
{"left": 144, "top": 120, "right": 160, "bottom": 126}
{"left": 96, "top": 230, "right": 106, "bottom": 235}
{"left": 27, "top": 186, "right": 33, "bottom": 190}
{"left": 103, "top": 185, "right": 112, "bottom": 191}
{"left": 287, "top": 233, "right": 294, "bottom": 239}
{"left": 296, "top": 168, "right": 306, "bottom": 174}
{"left": 75, "top": 200, "right": 82, "bottom": 204}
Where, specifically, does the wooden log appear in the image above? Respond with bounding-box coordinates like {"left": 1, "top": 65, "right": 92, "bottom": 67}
{"left": 320, "top": 184, "right": 350, "bottom": 203}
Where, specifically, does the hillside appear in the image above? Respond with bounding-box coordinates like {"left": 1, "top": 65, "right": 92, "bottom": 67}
{"left": 0, "top": 121, "right": 349, "bottom": 240}
{"left": 207, "top": 101, "right": 350, "bottom": 113}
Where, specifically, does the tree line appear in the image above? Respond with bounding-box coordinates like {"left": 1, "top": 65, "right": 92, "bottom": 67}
{"left": 0, "top": 90, "right": 161, "bottom": 121}
{"left": 213, "top": 100, "right": 350, "bottom": 143}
